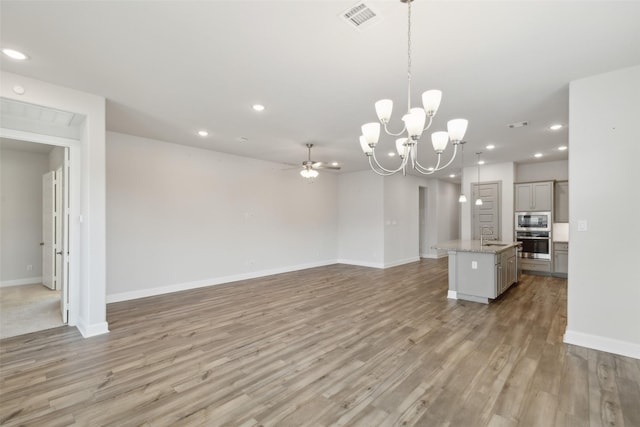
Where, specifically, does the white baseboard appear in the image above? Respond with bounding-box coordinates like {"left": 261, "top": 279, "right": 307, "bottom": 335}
{"left": 76, "top": 318, "right": 109, "bottom": 338}
{"left": 336, "top": 259, "right": 385, "bottom": 269}
{"left": 384, "top": 257, "right": 421, "bottom": 268}
{"left": 421, "top": 253, "right": 448, "bottom": 259}
{"left": 447, "top": 290, "right": 457, "bottom": 299}
{"left": 564, "top": 329, "right": 640, "bottom": 360}
{"left": 107, "top": 259, "right": 338, "bottom": 303}
{"left": 337, "top": 257, "right": 421, "bottom": 269}
{"left": 0, "top": 276, "right": 43, "bottom": 287}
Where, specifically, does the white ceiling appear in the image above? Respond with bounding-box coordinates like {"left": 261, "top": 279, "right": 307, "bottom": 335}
{"left": 1, "top": 1, "right": 639, "bottom": 180}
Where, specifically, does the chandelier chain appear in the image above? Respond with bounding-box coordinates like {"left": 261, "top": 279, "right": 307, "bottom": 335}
{"left": 407, "top": 0, "right": 412, "bottom": 112}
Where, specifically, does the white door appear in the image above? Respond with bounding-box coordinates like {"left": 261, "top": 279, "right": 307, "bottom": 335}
{"left": 54, "top": 167, "right": 63, "bottom": 290}
{"left": 472, "top": 182, "right": 501, "bottom": 240}
{"left": 42, "top": 171, "right": 55, "bottom": 289}
{"left": 60, "top": 153, "right": 70, "bottom": 324}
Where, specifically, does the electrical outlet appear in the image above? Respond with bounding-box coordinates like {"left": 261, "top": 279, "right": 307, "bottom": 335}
{"left": 578, "top": 220, "right": 588, "bottom": 231}
{"left": 472, "top": 261, "right": 478, "bottom": 269}
{"left": 27, "top": 264, "right": 33, "bottom": 271}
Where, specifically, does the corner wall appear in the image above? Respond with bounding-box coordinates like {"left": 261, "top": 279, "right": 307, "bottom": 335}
{"left": 337, "top": 171, "right": 384, "bottom": 267}
{"left": 422, "top": 179, "right": 460, "bottom": 258}
{"left": 565, "top": 65, "right": 640, "bottom": 359}
{"left": 383, "top": 174, "right": 424, "bottom": 267}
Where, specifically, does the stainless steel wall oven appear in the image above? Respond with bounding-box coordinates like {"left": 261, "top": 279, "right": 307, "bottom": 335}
{"left": 515, "top": 212, "right": 551, "bottom": 259}
{"left": 516, "top": 230, "right": 551, "bottom": 259}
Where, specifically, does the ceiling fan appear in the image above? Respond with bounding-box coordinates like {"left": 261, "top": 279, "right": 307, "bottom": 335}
{"left": 300, "top": 143, "right": 340, "bottom": 178}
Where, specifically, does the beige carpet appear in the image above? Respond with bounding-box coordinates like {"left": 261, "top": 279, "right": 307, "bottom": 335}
{"left": 0, "top": 283, "right": 64, "bottom": 339}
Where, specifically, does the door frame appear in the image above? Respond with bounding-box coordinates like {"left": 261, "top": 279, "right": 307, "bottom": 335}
{"left": 1, "top": 128, "right": 80, "bottom": 327}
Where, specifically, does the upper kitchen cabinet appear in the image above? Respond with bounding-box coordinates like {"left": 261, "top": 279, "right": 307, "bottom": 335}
{"left": 555, "top": 181, "right": 569, "bottom": 222}
{"left": 515, "top": 181, "right": 553, "bottom": 212}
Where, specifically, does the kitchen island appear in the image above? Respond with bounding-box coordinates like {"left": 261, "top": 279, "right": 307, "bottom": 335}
{"left": 432, "top": 240, "right": 522, "bottom": 304}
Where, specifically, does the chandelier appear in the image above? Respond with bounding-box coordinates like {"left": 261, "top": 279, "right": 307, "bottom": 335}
{"left": 359, "top": 0, "right": 468, "bottom": 176}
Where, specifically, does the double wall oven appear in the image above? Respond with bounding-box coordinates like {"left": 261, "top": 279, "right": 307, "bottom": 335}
{"left": 515, "top": 212, "right": 551, "bottom": 259}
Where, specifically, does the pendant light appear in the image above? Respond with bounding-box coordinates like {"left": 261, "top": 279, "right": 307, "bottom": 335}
{"left": 475, "top": 152, "right": 483, "bottom": 206}
{"left": 458, "top": 141, "right": 467, "bottom": 203}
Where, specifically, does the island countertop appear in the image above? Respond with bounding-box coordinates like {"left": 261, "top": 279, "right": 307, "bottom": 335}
{"left": 432, "top": 239, "right": 522, "bottom": 254}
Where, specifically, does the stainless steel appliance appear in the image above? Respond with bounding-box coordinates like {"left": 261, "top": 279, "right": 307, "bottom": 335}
{"left": 515, "top": 212, "right": 551, "bottom": 231}
{"left": 515, "top": 212, "right": 551, "bottom": 259}
{"left": 516, "top": 230, "right": 551, "bottom": 259}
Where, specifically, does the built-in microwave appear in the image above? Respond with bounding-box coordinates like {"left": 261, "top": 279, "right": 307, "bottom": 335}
{"left": 515, "top": 212, "right": 551, "bottom": 231}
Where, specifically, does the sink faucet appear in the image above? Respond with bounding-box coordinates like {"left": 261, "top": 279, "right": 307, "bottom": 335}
{"left": 480, "top": 226, "right": 493, "bottom": 246}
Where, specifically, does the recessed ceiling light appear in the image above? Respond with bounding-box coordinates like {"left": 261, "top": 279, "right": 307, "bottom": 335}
{"left": 558, "top": 146, "right": 568, "bottom": 151}
{"left": 388, "top": 152, "right": 396, "bottom": 157}
{"left": 331, "top": 162, "right": 339, "bottom": 167}
{"left": 478, "top": 160, "right": 485, "bottom": 165}
{"left": 252, "top": 104, "right": 265, "bottom": 112}
{"left": 486, "top": 144, "right": 495, "bottom": 150}
{"left": 449, "top": 174, "right": 455, "bottom": 178}
{"left": 550, "top": 124, "right": 563, "bottom": 130}
{"left": 197, "top": 130, "right": 209, "bottom": 137}
{"left": 534, "top": 153, "right": 543, "bottom": 158}
{"left": 12, "top": 85, "right": 25, "bottom": 95}
{"left": 1, "top": 48, "right": 28, "bottom": 60}
{"left": 237, "top": 136, "right": 249, "bottom": 143}
{"left": 427, "top": 167, "right": 435, "bottom": 171}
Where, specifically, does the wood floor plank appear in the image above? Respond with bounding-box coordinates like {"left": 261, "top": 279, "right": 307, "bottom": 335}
{"left": 1, "top": 260, "right": 639, "bottom": 426}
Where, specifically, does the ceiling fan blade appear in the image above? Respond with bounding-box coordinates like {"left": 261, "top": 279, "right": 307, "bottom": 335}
{"left": 312, "top": 162, "right": 341, "bottom": 170}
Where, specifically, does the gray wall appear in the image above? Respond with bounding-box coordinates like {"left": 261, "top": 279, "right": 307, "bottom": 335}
{"left": 423, "top": 179, "right": 460, "bottom": 258}
{"left": 106, "top": 132, "right": 339, "bottom": 301}
{"left": 461, "top": 162, "right": 515, "bottom": 241}
{"left": 0, "top": 148, "right": 49, "bottom": 285}
{"left": 337, "top": 171, "right": 384, "bottom": 267}
{"left": 516, "top": 160, "right": 568, "bottom": 182}
{"left": 565, "top": 65, "right": 640, "bottom": 358}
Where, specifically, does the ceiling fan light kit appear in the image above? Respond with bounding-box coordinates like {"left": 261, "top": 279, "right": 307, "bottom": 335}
{"left": 299, "top": 143, "right": 340, "bottom": 179}
{"left": 359, "top": 0, "right": 468, "bottom": 176}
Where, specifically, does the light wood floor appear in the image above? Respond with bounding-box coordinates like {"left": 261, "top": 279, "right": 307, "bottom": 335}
{"left": 1, "top": 259, "right": 639, "bottom": 426}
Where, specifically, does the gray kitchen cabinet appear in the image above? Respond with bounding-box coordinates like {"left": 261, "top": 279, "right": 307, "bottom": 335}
{"left": 515, "top": 181, "right": 553, "bottom": 212}
{"left": 554, "top": 242, "right": 568, "bottom": 275}
{"left": 555, "top": 181, "right": 569, "bottom": 222}
{"left": 520, "top": 258, "right": 551, "bottom": 273}
{"left": 506, "top": 252, "right": 517, "bottom": 289}
{"left": 496, "top": 247, "right": 517, "bottom": 296}
{"left": 435, "top": 242, "right": 521, "bottom": 304}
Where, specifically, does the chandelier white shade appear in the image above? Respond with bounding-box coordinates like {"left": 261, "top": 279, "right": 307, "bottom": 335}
{"left": 359, "top": 0, "right": 468, "bottom": 176}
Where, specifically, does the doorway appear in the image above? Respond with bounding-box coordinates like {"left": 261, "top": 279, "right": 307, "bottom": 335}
{"left": 0, "top": 139, "right": 70, "bottom": 338}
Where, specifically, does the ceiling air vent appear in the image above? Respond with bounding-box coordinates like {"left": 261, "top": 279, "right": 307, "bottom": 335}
{"left": 507, "top": 121, "right": 529, "bottom": 129}
{"left": 340, "top": 2, "right": 381, "bottom": 31}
